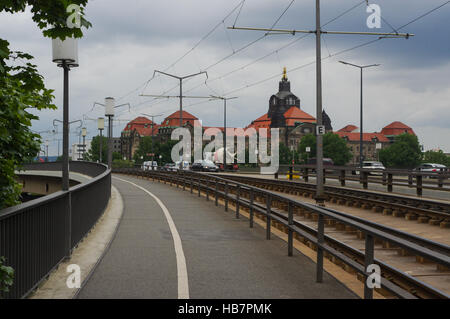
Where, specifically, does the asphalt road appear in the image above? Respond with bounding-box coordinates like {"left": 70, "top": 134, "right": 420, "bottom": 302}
{"left": 77, "top": 174, "right": 357, "bottom": 299}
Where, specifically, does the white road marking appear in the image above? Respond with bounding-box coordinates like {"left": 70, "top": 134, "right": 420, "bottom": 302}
{"left": 113, "top": 176, "right": 189, "bottom": 299}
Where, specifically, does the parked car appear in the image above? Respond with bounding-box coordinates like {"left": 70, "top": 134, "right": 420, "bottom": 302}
{"left": 174, "top": 161, "right": 190, "bottom": 170}
{"left": 162, "top": 163, "right": 177, "bottom": 172}
{"left": 414, "top": 163, "right": 448, "bottom": 178}
{"left": 142, "top": 161, "right": 158, "bottom": 171}
{"left": 306, "top": 157, "right": 334, "bottom": 166}
{"left": 362, "top": 161, "right": 385, "bottom": 175}
{"left": 306, "top": 157, "right": 334, "bottom": 173}
{"left": 191, "top": 160, "right": 219, "bottom": 172}
{"left": 217, "top": 163, "right": 239, "bottom": 171}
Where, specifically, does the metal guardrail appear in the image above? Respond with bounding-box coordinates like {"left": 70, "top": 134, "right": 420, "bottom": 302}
{"left": 115, "top": 168, "right": 450, "bottom": 299}
{"left": 275, "top": 165, "right": 450, "bottom": 196}
{"left": 0, "top": 161, "right": 111, "bottom": 299}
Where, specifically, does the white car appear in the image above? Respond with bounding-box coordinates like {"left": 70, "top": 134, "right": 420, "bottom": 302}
{"left": 175, "top": 161, "right": 190, "bottom": 170}
{"left": 414, "top": 163, "right": 448, "bottom": 177}
{"left": 362, "top": 161, "right": 385, "bottom": 175}
{"left": 142, "top": 161, "right": 158, "bottom": 171}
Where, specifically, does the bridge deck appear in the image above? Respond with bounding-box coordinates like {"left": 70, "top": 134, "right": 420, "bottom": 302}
{"left": 77, "top": 174, "right": 357, "bottom": 299}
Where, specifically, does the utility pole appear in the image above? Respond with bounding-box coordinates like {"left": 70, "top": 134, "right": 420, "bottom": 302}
{"left": 228, "top": 0, "right": 413, "bottom": 209}
{"left": 141, "top": 113, "right": 163, "bottom": 167}
{"left": 53, "top": 118, "right": 82, "bottom": 161}
{"left": 339, "top": 61, "right": 380, "bottom": 169}
{"left": 209, "top": 96, "right": 238, "bottom": 170}
{"left": 141, "top": 70, "right": 208, "bottom": 127}
{"left": 140, "top": 70, "right": 208, "bottom": 169}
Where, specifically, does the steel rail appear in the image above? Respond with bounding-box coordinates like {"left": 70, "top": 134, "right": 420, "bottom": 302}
{"left": 115, "top": 168, "right": 450, "bottom": 299}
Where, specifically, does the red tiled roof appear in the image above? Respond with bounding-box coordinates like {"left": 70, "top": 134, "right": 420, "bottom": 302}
{"left": 160, "top": 110, "right": 198, "bottom": 127}
{"left": 123, "top": 117, "right": 159, "bottom": 136}
{"left": 381, "top": 121, "right": 415, "bottom": 136}
{"left": 336, "top": 132, "right": 390, "bottom": 142}
{"left": 248, "top": 107, "right": 316, "bottom": 129}
{"left": 338, "top": 124, "right": 358, "bottom": 133}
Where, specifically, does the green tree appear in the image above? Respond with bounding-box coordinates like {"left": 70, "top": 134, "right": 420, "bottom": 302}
{"left": 379, "top": 133, "right": 422, "bottom": 169}
{"left": 83, "top": 135, "right": 107, "bottom": 163}
{"left": 298, "top": 133, "right": 316, "bottom": 163}
{"left": 422, "top": 150, "right": 449, "bottom": 166}
{"left": 279, "top": 143, "right": 299, "bottom": 165}
{"left": 0, "top": 256, "right": 14, "bottom": 296}
{"left": 133, "top": 136, "right": 155, "bottom": 164}
{"left": 297, "top": 133, "right": 352, "bottom": 166}
{"left": 0, "top": 1, "right": 91, "bottom": 209}
{"left": 323, "top": 133, "right": 352, "bottom": 166}
{"left": 113, "top": 152, "right": 122, "bottom": 161}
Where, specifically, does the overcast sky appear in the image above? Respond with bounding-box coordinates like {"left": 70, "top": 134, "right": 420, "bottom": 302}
{"left": 1, "top": 0, "right": 449, "bottom": 156}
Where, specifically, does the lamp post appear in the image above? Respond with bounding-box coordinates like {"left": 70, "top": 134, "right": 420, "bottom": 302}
{"left": 81, "top": 127, "right": 87, "bottom": 159}
{"left": 92, "top": 97, "right": 130, "bottom": 168}
{"left": 52, "top": 37, "right": 79, "bottom": 191}
{"left": 339, "top": 61, "right": 380, "bottom": 168}
{"left": 45, "top": 140, "right": 49, "bottom": 162}
{"left": 209, "top": 96, "right": 238, "bottom": 171}
{"left": 98, "top": 117, "right": 104, "bottom": 163}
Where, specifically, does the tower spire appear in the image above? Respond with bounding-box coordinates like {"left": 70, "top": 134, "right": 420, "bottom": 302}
{"left": 282, "top": 67, "right": 287, "bottom": 80}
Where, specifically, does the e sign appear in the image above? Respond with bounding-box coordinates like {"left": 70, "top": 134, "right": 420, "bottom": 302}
{"left": 316, "top": 125, "right": 325, "bottom": 135}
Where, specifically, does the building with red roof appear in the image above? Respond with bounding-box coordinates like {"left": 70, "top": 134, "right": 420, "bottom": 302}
{"left": 336, "top": 121, "right": 416, "bottom": 164}
{"left": 121, "top": 116, "right": 159, "bottom": 160}
{"left": 246, "top": 68, "right": 332, "bottom": 149}
{"left": 380, "top": 121, "right": 415, "bottom": 140}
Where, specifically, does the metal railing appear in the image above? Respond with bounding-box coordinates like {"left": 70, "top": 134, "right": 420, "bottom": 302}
{"left": 271, "top": 165, "right": 450, "bottom": 196}
{"left": 0, "top": 161, "right": 111, "bottom": 299}
{"left": 116, "top": 168, "right": 450, "bottom": 299}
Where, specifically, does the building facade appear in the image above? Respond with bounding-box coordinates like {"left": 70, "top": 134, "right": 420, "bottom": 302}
{"left": 336, "top": 121, "right": 416, "bottom": 165}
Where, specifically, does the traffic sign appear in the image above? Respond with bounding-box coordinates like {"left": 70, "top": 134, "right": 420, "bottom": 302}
{"left": 316, "top": 125, "right": 325, "bottom": 135}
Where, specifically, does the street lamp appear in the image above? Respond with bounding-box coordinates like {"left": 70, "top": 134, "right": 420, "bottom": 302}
{"left": 45, "top": 140, "right": 49, "bottom": 162}
{"left": 339, "top": 60, "right": 380, "bottom": 169}
{"left": 81, "top": 127, "right": 87, "bottom": 159}
{"left": 98, "top": 117, "right": 104, "bottom": 163}
{"left": 52, "top": 37, "right": 79, "bottom": 191}
{"left": 92, "top": 97, "right": 130, "bottom": 168}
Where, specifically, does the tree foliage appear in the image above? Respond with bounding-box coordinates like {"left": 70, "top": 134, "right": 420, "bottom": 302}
{"left": 133, "top": 137, "right": 178, "bottom": 165}
{"left": 379, "top": 133, "right": 422, "bottom": 169}
{"left": 83, "top": 135, "right": 108, "bottom": 164}
{"left": 422, "top": 150, "right": 449, "bottom": 166}
{"left": 0, "top": 1, "right": 91, "bottom": 209}
{"left": 298, "top": 133, "right": 352, "bottom": 166}
{"left": 279, "top": 143, "right": 299, "bottom": 165}
{"left": 0, "top": 256, "right": 14, "bottom": 295}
